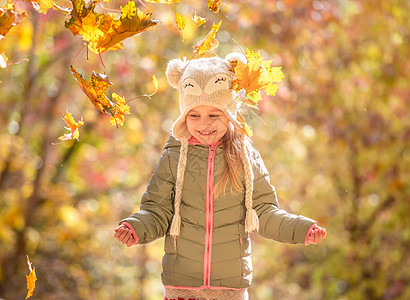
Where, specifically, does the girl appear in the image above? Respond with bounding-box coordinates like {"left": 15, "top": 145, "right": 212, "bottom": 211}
{"left": 114, "top": 54, "right": 326, "bottom": 300}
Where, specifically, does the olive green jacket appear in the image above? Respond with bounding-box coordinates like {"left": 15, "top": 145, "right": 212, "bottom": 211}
{"left": 121, "top": 134, "right": 316, "bottom": 289}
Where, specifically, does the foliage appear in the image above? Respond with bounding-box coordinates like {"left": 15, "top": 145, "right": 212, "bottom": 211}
{"left": 0, "top": 0, "right": 409, "bottom": 299}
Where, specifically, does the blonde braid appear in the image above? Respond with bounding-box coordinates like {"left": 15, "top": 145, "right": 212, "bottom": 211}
{"left": 240, "top": 138, "right": 259, "bottom": 233}
{"left": 170, "top": 137, "right": 189, "bottom": 238}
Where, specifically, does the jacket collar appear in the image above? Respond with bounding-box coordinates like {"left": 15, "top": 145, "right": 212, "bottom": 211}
{"left": 188, "top": 136, "right": 221, "bottom": 148}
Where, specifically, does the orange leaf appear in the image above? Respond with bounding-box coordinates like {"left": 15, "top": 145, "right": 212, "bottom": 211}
{"left": 175, "top": 12, "right": 185, "bottom": 41}
{"left": 59, "top": 112, "right": 84, "bottom": 141}
{"left": 70, "top": 66, "right": 115, "bottom": 115}
{"left": 0, "top": 3, "right": 26, "bottom": 40}
{"left": 207, "top": 0, "right": 222, "bottom": 13}
{"left": 109, "top": 93, "right": 130, "bottom": 127}
{"left": 25, "top": 256, "right": 37, "bottom": 299}
{"left": 192, "top": 14, "right": 207, "bottom": 27}
{"left": 193, "top": 21, "right": 221, "bottom": 56}
{"left": 65, "top": 0, "right": 159, "bottom": 54}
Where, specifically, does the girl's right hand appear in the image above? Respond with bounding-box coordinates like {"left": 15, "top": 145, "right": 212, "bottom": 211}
{"left": 114, "top": 224, "right": 136, "bottom": 247}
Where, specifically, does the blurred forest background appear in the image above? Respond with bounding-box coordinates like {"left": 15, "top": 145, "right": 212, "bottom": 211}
{"left": 0, "top": 0, "right": 409, "bottom": 299}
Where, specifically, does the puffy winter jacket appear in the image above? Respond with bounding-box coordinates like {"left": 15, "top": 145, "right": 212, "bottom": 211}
{"left": 121, "top": 134, "right": 316, "bottom": 290}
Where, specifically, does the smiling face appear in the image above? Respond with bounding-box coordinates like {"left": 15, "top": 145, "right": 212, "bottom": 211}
{"left": 186, "top": 105, "right": 230, "bottom": 145}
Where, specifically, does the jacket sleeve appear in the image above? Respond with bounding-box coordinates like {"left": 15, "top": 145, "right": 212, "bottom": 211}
{"left": 251, "top": 150, "right": 316, "bottom": 244}
{"left": 120, "top": 149, "right": 175, "bottom": 244}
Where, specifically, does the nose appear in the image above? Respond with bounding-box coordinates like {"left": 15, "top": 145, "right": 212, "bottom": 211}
{"left": 200, "top": 92, "right": 209, "bottom": 98}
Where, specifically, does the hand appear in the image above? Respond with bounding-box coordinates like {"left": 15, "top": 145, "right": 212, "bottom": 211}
{"left": 308, "top": 224, "right": 327, "bottom": 244}
{"left": 114, "top": 224, "right": 136, "bottom": 247}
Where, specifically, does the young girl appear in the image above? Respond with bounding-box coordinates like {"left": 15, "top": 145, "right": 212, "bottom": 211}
{"left": 114, "top": 54, "right": 326, "bottom": 300}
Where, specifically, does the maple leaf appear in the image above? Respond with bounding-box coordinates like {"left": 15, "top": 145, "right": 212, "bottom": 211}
{"left": 110, "top": 93, "right": 130, "bottom": 126}
{"left": 175, "top": 12, "right": 185, "bottom": 41}
{"left": 207, "top": 0, "right": 222, "bottom": 13}
{"left": 192, "top": 14, "right": 206, "bottom": 27}
{"left": 65, "top": 0, "right": 159, "bottom": 54}
{"left": 0, "top": 3, "right": 26, "bottom": 40}
{"left": 23, "top": 0, "right": 54, "bottom": 14}
{"left": 70, "top": 66, "right": 115, "bottom": 115}
{"left": 232, "top": 49, "right": 284, "bottom": 105}
{"left": 193, "top": 21, "right": 221, "bottom": 56}
{"left": 59, "top": 112, "right": 84, "bottom": 141}
{"left": 26, "top": 256, "right": 37, "bottom": 299}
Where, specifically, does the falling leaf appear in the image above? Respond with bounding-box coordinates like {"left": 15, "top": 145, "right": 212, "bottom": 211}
{"left": 231, "top": 49, "right": 284, "bottom": 105}
{"left": 144, "top": 0, "right": 180, "bottom": 3}
{"left": 59, "top": 112, "right": 84, "bottom": 141}
{"left": 65, "top": 0, "right": 159, "bottom": 54}
{"left": 70, "top": 66, "right": 130, "bottom": 126}
{"left": 0, "top": 3, "right": 26, "bottom": 40}
{"left": 70, "top": 66, "right": 115, "bottom": 114}
{"left": 0, "top": 53, "right": 7, "bottom": 68}
{"left": 193, "top": 21, "right": 221, "bottom": 56}
{"left": 207, "top": 0, "right": 221, "bottom": 13}
{"left": 25, "top": 256, "right": 37, "bottom": 299}
{"left": 23, "top": 0, "right": 54, "bottom": 14}
{"left": 192, "top": 14, "right": 207, "bottom": 27}
{"left": 175, "top": 12, "right": 185, "bottom": 41}
{"left": 110, "top": 93, "right": 130, "bottom": 126}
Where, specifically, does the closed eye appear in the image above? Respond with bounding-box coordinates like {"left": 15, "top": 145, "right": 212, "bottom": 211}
{"left": 184, "top": 83, "right": 194, "bottom": 88}
{"left": 215, "top": 77, "right": 227, "bottom": 84}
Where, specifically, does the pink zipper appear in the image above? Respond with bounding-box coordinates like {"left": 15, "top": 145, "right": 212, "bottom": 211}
{"left": 203, "top": 142, "right": 218, "bottom": 287}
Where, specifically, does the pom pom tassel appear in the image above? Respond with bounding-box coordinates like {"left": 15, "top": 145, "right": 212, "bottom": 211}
{"left": 245, "top": 208, "right": 259, "bottom": 234}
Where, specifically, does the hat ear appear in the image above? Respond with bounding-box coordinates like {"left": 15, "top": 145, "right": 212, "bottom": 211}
{"left": 225, "top": 52, "right": 247, "bottom": 64}
{"left": 166, "top": 59, "right": 186, "bottom": 88}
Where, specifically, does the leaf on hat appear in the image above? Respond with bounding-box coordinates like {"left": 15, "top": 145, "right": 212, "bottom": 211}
{"left": 232, "top": 49, "right": 284, "bottom": 105}
{"left": 207, "top": 0, "right": 221, "bottom": 13}
{"left": 65, "top": 0, "right": 159, "bottom": 54}
{"left": 193, "top": 21, "right": 221, "bottom": 56}
{"left": 0, "top": 3, "right": 26, "bottom": 40}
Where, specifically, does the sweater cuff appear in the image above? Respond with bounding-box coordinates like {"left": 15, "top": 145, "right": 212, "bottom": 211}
{"left": 122, "top": 221, "right": 139, "bottom": 245}
{"left": 304, "top": 223, "right": 316, "bottom": 245}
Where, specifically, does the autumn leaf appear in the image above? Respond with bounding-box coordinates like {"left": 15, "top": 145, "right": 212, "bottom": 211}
{"left": 23, "top": 0, "right": 55, "bottom": 14}
{"left": 207, "top": 0, "right": 222, "bottom": 13}
{"left": 26, "top": 256, "right": 37, "bottom": 299}
{"left": 70, "top": 66, "right": 115, "bottom": 114}
{"left": 0, "top": 3, "right": 26, "bottom": 40}
{"left": 71, "top": 66, "right": 131, "bottom": 126}
{"left": 193, "top": 21, "right": 221, "bottom": 56}
{"left": 65, "top": 0, "right": 159, "bottom": 54}
{"left": 109, "top": 93, "right": 130, "bottom": 126}
{"left": 232, "top": 49, "right": 284, "bottom": 105}
{"left": 144, "top": 0, "right": 180, "bottom": 3}
{"left": 59, "top": 112, "right": 84, "bottom": 141}
{"left": 175, "top": 12, "right": 185, "bottom": 41}
{"left": 192, "top": 14, "right": 207, "bottom": 27}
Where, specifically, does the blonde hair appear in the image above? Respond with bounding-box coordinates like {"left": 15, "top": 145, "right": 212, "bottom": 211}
{"left": 214, "top": 123, "right": 254, "bottom": 198}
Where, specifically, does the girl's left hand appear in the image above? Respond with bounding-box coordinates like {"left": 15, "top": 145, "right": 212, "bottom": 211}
{"left": 308, "top": 224, "right": 327, "bottom": 244}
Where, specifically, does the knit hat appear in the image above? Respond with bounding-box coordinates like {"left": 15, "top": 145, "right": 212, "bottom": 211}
{"left": 165, "top": 54, "right": 259, "bottom": 238}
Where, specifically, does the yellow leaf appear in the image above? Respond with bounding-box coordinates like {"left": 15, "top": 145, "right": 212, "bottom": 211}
{"left": 26, "top": 256, "right": 37, "bottom": 299}
{"left": 59, "top": 112, "right": 84, "bottom": 141}
{"left": 175, "top": 12, "right": 185, "bottom": 41}
{"left": 0, "top": 53, "right": 7, "bottom": 68}
{"left": 192, "top": 14, "right": 206, "bottom": 27}
{"left": 0, "top": 3, "right": 26, "bottom": 40}
{"left": 193, "top": 21, "right": 221, "bottom": 56}
{"left": 110, "top": 93, "right": 130, "bottom": 127}
{"left": 65, "top": 0, "right": 159, "bottom": 54}
{"left": 23, "top": 0, "right": 54, "bottom": 14}
{"left": 207, "top": 0, "right": 222, "bottom": 13}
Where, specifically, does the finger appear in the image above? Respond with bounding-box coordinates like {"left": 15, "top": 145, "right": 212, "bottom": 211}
{"left": 118, "top": 228, "right": 130, "bottom": 240}
{"left": 114, "top": 227, "right": 126, "bottom": 239}
{"left": 127, "top": 237, "right": 135, "bottom": 247}
{"left": 121, "top": 231, "right": 132, "bottom": 244}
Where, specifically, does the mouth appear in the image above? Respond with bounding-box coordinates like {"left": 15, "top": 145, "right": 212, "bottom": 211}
{"left": 197, "top": 130, "right": 216, "bottom": 135}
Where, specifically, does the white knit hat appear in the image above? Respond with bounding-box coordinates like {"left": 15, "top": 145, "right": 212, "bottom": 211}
{"left": 166, "top": 54, "right": 259, "bottom": 238}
